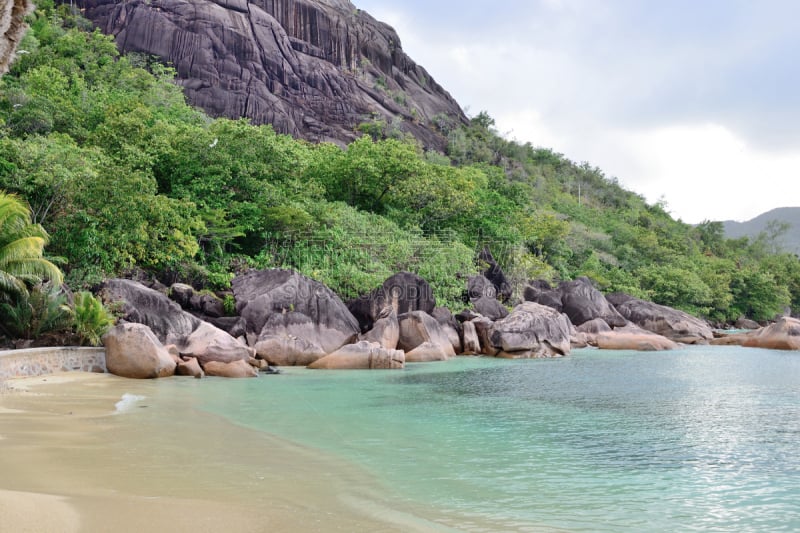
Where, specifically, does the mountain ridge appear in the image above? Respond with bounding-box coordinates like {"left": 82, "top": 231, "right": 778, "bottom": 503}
{"left": 721, "top": 207, "right": 800, "bottom": 254}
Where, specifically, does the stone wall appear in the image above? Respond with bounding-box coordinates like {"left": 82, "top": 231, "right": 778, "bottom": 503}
{"left": 0, "top": 347, "right": 107, "bottom": 380}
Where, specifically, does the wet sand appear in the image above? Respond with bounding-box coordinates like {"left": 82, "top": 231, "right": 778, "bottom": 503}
{"left": 0, "top": 372, "right": 456, "bottom": 533}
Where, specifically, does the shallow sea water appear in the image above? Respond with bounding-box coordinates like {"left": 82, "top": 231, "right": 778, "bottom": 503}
{"left": 179, "top": 345, "right": 800, "bottom": 532}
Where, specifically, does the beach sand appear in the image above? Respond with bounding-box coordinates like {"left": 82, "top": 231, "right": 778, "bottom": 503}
{"left": 0, "top": 372, "right": 455, "bottom": 533}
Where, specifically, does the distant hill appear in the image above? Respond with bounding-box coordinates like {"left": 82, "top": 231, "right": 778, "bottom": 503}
{"left": 722, "top": 207, "right": 800, "bottom": 255}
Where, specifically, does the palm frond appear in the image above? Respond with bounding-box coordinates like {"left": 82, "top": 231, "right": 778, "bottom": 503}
{"left": 0, "top": 191, "right": 65, "bottom": 302}
{"left": 0, "top": 285, "right": 72, "bottom": 339}
{"left": 0, "top": 271, "right": 27, "bottom": 300}
{"left": 2, "top": 256, "right": 63, "bottom": 282}
{"left": 0, "top": 236, "right": 47, "bottom": 265}
{"left": 0, "top": 193, "right": 31, "bottom": 233}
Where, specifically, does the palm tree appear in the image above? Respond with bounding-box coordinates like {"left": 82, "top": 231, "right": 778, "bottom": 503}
{"left": 0, "top": 191, "right": 63, "bottom": 300}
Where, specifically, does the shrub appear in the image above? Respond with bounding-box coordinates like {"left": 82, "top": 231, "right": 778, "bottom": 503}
{"left": 72, "top": 291, "right": 115, "bottom": 346}
{"left": 0, "top": 284, "right": 72, "bottom": 340}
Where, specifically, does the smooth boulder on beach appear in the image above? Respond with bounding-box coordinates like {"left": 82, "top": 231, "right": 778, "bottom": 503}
{"left": 103, "top": 323, "right": 176, "bottom": 379}
{"left": 100, "top": 279, "right": 253, "bottom": 364}
{"left": 361, "top": 306, "right": 400, "bottom": 350}
{"left": 203, "top": 359, "right": 258, "bottom": 378}
{"left": 397, "top": 311, "right": 456, "bottom": 358}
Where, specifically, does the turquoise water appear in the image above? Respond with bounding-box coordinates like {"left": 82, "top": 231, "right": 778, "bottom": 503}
{"left": 195, "top": 346, "right": 800, "bottom": 532}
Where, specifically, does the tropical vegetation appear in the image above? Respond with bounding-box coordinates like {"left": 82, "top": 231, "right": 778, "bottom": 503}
{"left": 0, "top": 2, "right": 798, "bottom": 346}
{"left": 0, "top": 190, "right": 62, "bottom": 300}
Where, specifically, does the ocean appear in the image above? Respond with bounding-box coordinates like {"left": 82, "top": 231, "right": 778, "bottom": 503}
{"left": 140, "top": 345, "right": 800, "bottom": 532}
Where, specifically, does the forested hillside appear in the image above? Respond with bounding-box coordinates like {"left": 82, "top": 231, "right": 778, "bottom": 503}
{"left": 1, "top": 3, "right": 799, "bottom": 324}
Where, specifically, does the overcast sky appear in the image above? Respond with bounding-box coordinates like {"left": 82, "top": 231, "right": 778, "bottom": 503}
{"left": 353, "top": 0, "right": 799, "bottom": 223}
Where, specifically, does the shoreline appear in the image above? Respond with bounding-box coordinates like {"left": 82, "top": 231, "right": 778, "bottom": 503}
{"left": 0, "top": 372, "right": 460, "bottom": 533}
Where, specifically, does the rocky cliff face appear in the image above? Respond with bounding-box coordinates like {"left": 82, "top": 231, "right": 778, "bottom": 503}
{"left": 65, "top": 0, "right": 467, "bottom": 149}
{"left": 0, "top": 0, "right": 32, "bottom": 74}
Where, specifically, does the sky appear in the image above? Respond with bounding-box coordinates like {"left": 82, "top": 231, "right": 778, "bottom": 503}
{"left": 352, "top": 0, "right": 800, "bottom": 223}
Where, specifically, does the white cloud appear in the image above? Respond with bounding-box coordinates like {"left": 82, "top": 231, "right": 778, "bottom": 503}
{"left": 354, "top": 1, "right": 800, "bottom": 223}
{"left": 494, "top": 108, "right": 565, "bottom": 150}
{"left": 584, "top": 123, "right": 800, "bottom": 223}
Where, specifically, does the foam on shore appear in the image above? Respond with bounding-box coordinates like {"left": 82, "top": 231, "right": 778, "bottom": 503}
{"left": 114, "top": 393, "right": 147, "bottom": 413}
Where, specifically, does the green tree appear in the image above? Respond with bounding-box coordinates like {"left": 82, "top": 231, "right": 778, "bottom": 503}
{"left": 694, "top": 220, "right": 726, "bottom": 256}
{"left": 730, "top": 267, "right": 790, "bottom": 321}
{"left": 636, "top": 263, "right": 714, "bottom": 315}
{"left": 317, "top": 135, "right": 424, "bottom": 213}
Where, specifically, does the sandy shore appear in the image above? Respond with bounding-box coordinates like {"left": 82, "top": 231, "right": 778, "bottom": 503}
{"left": 0, "top": 372, "right": 456, "bottom": 533}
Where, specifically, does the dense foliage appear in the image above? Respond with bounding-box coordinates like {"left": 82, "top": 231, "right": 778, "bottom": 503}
{"left": 1, "top": 4, "right": 798, "bottom": 324}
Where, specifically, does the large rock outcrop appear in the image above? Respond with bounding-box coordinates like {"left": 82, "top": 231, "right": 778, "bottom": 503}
{"left": 461, "top": 320, "right": 481, "bottom": 355}
{"left": 232, "top": 269, "right": 359, "bottom": 363}
{"left": 176, "top": 357, "right": 204, "bottom": 378}
{"left": 203, "top": 359, "right": 259, "bottom": 378}
{"left": 489, "top": 302, "right": 572, "bottom": 358}
{"left": 523, "top": 280, "right": 563, "bottom": 313}
{"left": 405, "top": 341, "right": 450, "bottom": 363}
{"left": 65, "top": 0, "right": 467, "bottom": 150}
{"left": 360, "top": 306, "right": 399, "bottom": 350}
{"left": 477, "top": 248, "right": 512, "bottom": 302}
{"left": 524, "top": 277, "right": 625, "bottom": 327}
{"left": 465, "top": 274, "right": 508, "bottom": 321}
{"left": 607, "top": 293, "right": 713, "bottom": 345}
{"left": 558, "top": 277, "right": 627, "bottom": 327}
{"left": 0, "top": 0, "right": 32, "bottom": 75}
{"left": 169, "top": 282, "right": 225, "bottom": 318}
{"left": 431, "top": 307, "right": 462, "bottom": 355}
{"left": 397, "top": 311, "right": 456, "bottom": 358}
{"left": 595, "top": 325, "right": 679, "bottom": 352}
{"left": 742, "top": 317, "right": 800, "bottom": 350}
{"left": 100, "top": 279, "right": 253, "bottom": 365}
{"left": 348, "top": 272, "right": 436, "bottom": 332}
{"left": 254, "top": 332, "right": 326, "bottom": 366}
